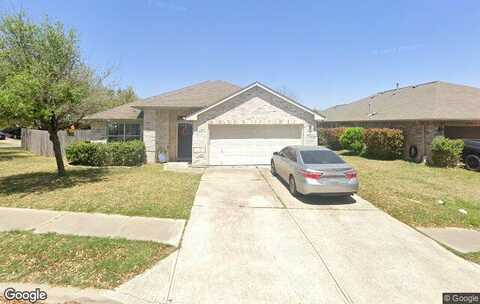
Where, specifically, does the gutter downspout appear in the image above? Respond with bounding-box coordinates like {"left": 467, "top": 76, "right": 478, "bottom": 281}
{"left": 422, "top": 123, "right": 427, "bottom": 163}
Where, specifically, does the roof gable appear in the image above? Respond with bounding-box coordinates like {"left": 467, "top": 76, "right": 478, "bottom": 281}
{"left": 186, "top": 82, "right": 324, "bottom": 121}
{"left": 208, "top": 94, "right": 308, "bottom": 124}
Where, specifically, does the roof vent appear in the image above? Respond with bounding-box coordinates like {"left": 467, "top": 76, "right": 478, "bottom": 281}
{"left": 368, "top": 101, "right": 377, "bottom": 117}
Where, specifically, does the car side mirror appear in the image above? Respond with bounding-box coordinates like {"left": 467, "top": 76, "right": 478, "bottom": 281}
{"left": 273, "top": 152, "right": 279, "bottom": 156}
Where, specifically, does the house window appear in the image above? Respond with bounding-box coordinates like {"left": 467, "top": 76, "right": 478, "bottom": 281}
{"left": 107, "top": 122, "right": 141, "bottom": 141}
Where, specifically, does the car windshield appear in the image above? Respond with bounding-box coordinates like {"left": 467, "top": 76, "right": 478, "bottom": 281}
{"left": 300, "top": 150, "right": 345, "bottom": 164}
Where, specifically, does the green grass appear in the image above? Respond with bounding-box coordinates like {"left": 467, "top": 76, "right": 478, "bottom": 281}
{"left": 0, "top": 231, "right": 175, "bottom": 289}
{"left": 462, "top": 251, "right": 480, "bottom": 264}
{"left": 0, "top": 148, "right": 201, "bottom": 219}
{"left": 341, "top": 153, "right": 480, "bottom": 229}
{"left": 439, "top": 245, "right": 480, "bottom": 265}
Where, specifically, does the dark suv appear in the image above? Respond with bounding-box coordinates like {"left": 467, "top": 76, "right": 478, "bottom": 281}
{"left": 1, "top": 127, "right": 21, "bottom": 139}
{"left": 463, "top": 139, "right": 480, "bottom": 171}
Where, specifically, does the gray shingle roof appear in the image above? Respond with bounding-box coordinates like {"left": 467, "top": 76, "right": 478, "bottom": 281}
{"left": 134, "top": 80, "right": 241, "bottom": 108}
{"left": 83, "top": 101, "right": 143, "bottom": 120}
{"left": 84, "top": 80, "right": 241, "bottom": 120}
{"left": 321, "top": 81, "right": 480, "bottom": 122}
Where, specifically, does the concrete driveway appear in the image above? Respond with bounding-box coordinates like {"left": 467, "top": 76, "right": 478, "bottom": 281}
{"left": 167, "top": 167, "right": 480, "bottom": 304}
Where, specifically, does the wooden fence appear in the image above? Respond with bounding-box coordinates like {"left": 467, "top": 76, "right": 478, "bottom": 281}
{"left": 21, "top": 128, "right": 93, "bottom": 157}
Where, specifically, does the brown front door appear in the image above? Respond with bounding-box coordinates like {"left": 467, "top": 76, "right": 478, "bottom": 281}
{"left": 177, "top": 123, "right": 193, "bottom": 161}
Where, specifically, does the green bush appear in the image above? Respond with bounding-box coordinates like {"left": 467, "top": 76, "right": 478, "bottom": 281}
{"left": 107, "top": 140, "right": 146, "bottom": 166}
{"left": 430, "top": 136, "right": 464, "bottom": 167}
{"left": 319, "top": 128, "right": 346, "bottom": 150}
{"left": 66, "top": 140, "right": 145, "bottom": 167}
{"left": 66, "top": 141, "right": 107, "bottom": 166}
{"left": 364, "top": 128, "right": 405, "bottom": 160}
{"left": 340, "top": 127, "right": 364, "bottom": 154}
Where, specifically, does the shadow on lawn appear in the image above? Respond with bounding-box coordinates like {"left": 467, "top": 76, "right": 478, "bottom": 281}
{"left": 337, "top": 150, "right": 358, "bottom": 157}
{"left": 0, "top": 167, "right": 109, "bottom": 196}
{"left": 0, "top": 148, "right": 33, "bottom": 161}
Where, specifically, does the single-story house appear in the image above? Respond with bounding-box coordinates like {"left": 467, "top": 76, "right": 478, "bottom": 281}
{"left": 84, "top": 81, "right": 323, "bottom": 166}
{"left": 319, "top": 81, "right": 480, "bottom": 161}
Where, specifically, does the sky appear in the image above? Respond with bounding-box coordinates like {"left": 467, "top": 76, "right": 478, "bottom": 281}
{"left": 1, "top": 0, "right": 479, "bottom": 110}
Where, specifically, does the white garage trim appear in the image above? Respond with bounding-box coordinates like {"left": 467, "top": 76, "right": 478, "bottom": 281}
{"left": 209, "top": 125, "right": 303, "bottom": 165}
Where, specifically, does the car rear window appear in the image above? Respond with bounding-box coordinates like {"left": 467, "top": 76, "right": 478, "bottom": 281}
{"left": 300, "top": 150, "right": 345, "bottom": 164}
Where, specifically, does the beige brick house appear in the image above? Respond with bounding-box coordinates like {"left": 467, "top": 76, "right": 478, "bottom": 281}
{"left": 84, "top": 80, "right": 323, "bottom": 166}
{"left": 320, "top": 81, "right": 480, "bottom": 161}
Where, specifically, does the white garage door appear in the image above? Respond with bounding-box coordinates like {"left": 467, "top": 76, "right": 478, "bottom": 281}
{"left": 209, "top": 125, "right": 303, "bottom": 165}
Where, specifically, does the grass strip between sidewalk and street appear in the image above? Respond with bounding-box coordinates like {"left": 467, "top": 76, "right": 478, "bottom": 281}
{"left": 460, "top": 251, "right": 480, "bottom": 264}
{"left": 0, "top": 231, "right": 175, "bottom": 289}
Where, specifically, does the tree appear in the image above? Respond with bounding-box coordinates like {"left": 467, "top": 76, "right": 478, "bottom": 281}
{"left": 0, "top": 13, "right": 92, "bottom": 175}
{"left": 83, "top": 84, "right": 137, "bottom": 116}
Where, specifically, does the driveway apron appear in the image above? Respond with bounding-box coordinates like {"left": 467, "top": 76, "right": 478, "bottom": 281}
{"left": 167, "top": 167, "right": 480, "bottom": 304}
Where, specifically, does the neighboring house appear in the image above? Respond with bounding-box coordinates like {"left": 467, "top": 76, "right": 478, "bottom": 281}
{"left": 319, "top": 81, "right": 480, "bottom": 161}
{"left": 84, "top": 80, "right": 323, "bottom": 166}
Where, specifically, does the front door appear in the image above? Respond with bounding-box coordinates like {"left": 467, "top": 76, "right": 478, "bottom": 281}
{"left": 177, "top": 123, "right": 193, "bottom": 161}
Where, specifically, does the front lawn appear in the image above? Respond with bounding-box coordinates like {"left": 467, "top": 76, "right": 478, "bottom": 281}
{"left": 0, "top": 148, "right": 201, "bottom": 219}
{"left": 0, "top": 231, "right": 174, "bottom": 289}
{"left": 342, "top": 154, "right": 480, "bottom": 229}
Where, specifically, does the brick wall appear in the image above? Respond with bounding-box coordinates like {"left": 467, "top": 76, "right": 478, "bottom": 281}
{"left": 143, "top": 110, "right": 157, "bottom": 163}
{"left": 192, "top": 86, "right": 317, "bottom": 166}
{"left": 143, "top": 108, "right": 197, "bottom": 163}
{"left": 319, "top": 120, "right": 480, "bottom": 162}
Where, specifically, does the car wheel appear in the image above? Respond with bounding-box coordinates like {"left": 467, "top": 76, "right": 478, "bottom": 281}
{"left": 465, "top": 154, "right": 480, "bottom": 171}
{"left": 289, "top": 175, "right": 299, "bottom": 196}
{"left": 271, "top": 160, "right": 277, "bottom": 176}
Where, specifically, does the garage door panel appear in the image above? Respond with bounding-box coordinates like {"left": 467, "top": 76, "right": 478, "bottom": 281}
{"left": 209, "top": 125, "right": 302, "bottom": 166}
{"left": 210, "top": 125, "right": 302, "bottom": 139}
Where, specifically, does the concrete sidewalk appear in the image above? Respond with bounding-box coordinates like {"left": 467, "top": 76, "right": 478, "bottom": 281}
{"left": 13, "top": 167, "right": 478, "bottom": 304}
{"left": 0, "top": 138, "right": 21, "bottom": 148}
{"left": 162, "top": 167, "right": 480, "bottom": 304}
{"left": 418, "top": 227, "right": 480, "bottom": 253}
{"left": 0, "top": 207, "right": 185, "bottom": 246}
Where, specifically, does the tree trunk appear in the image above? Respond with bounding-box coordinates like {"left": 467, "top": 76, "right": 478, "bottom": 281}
{"left": 49, "top": 130, "right": 66, "bottom": 176}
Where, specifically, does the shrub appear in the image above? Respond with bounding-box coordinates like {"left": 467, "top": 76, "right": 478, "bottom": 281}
{"left": 66, "top": 140, "right": 145, "bottom": 167}
{"left": 107, "top": 140, "right": 145, "bottom": 166}
{"left": 66, "top": 141, "right": 107, "bottom": 166}
{"left": 363, "top": 128, "right": 405, "bottom": 160}
{"left": 430, "top": 136, "right": 464, "bottom": 167}
{"left": 340, "top": 127, "right": 365, "bottom": 154}
{"left": 319, "top": 128, "right": 346, "bottom": 150}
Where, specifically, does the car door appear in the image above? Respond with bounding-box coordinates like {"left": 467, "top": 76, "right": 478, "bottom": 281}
{"left": 276, "top": 148, "right": 289, "bottom": 180}
{"left": 284, "top": 148, "right": 298, "bottom": 178}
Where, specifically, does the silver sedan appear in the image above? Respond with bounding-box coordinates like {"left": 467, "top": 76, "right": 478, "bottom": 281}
{"left": 271, "top": 146, "right": 359, "bottom": 196}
